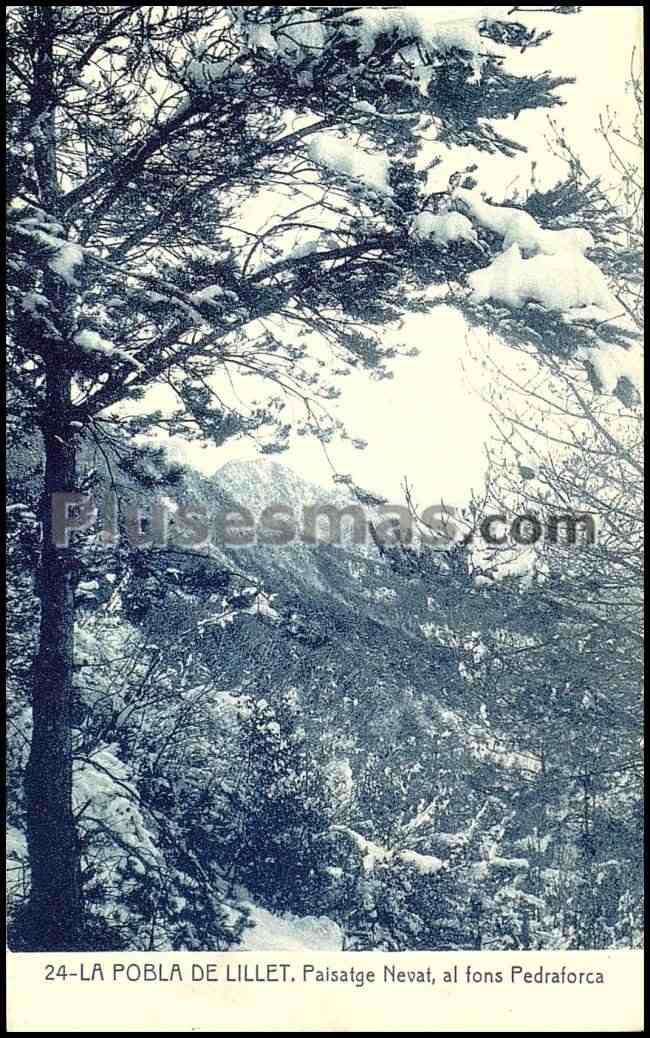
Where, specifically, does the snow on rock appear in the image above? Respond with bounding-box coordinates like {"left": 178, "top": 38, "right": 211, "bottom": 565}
{"left": 398, "top": 849, "right": 445, "bottom": 875}
{"left": 414, "top": 210, "right": 478, "bottom": 247}
{"left": 197, "top": 589, "right": 279, "bottom": 628}
{"left": 74, "top": 328, "right": 144, "bottom": 371}
{"left": 489, "top": 747, "right": 541, "bottom": 773}
{"left": 237, "top": 903, "right": 343, "bottom": 951}
{"left": 467, "top": 243, "right": 616, "bottom": 316}
{"left": 308, "top": 134, "right": 393, "bottom": 196}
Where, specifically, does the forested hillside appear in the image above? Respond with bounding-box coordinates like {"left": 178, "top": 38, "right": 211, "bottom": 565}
{"left": 7, "top": 439, "right": 643, "bottom": 951}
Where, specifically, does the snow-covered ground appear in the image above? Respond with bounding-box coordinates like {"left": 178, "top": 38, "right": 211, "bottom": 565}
{"left": 236, "top": 902, "right": 343, "bottom": 952}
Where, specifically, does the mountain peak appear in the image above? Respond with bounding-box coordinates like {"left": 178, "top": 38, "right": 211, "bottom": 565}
{"left": 213, "top": 458, "right": 346, "bottom": 516}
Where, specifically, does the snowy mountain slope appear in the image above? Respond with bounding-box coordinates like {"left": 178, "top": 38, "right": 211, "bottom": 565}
{"left": 129, "top": 459, "right": 551, "bottom": 776}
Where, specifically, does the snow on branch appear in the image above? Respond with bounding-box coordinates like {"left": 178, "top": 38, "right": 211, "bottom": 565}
{"left": 453, "top": 186, "right": 642, "bottom": 395}
{"left": 467, "top": 242, "right": 615, "bottom": 316}
{"left": 413, "top": 210, "right": 479, "bottom": 247}
{"left": 342, "top": 8, "right": 500, "bottom": 77}
{"left": 13, "top": 211, "right": 86, "bottom": 287}
{"left": 307, "top": 134, "right": 393, "bottom": 196}
{"left": 576, "top": 342, "right": 644, "bottom": 398}
{"left": 455, "top": 188, "right": 595, "bottom": 257}
{"left": 234, "top": 7, "right": 502, "bottom": 95}
{"left": 73, "top": 329, "right": 144, "bottom": 372}
{"left": 454, "top": 187, "right": 618, "bottom": 320}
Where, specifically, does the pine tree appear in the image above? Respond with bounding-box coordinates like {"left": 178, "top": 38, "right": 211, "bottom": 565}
{"left": 7, "top": 4, "right": 628, "bottom": 949}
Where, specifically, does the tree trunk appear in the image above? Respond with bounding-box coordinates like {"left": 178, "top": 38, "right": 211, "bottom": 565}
{"left": 18, "top": 4, "right": 85, "bottom": 953}
{"left": 23, "top": 362, "right": 84, "bottom": 950}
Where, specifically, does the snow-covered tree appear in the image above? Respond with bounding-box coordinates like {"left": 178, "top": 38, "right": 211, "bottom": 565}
{"left": 7, "top": 4, "right": 634, "bottom": 949}
{"left": 459, "top": 72, "right": 644, "bottom": 947}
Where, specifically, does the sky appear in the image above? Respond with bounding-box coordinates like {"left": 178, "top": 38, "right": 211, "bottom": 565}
{"left": 161, "top": 6, "right": 643, "bottom": 508}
